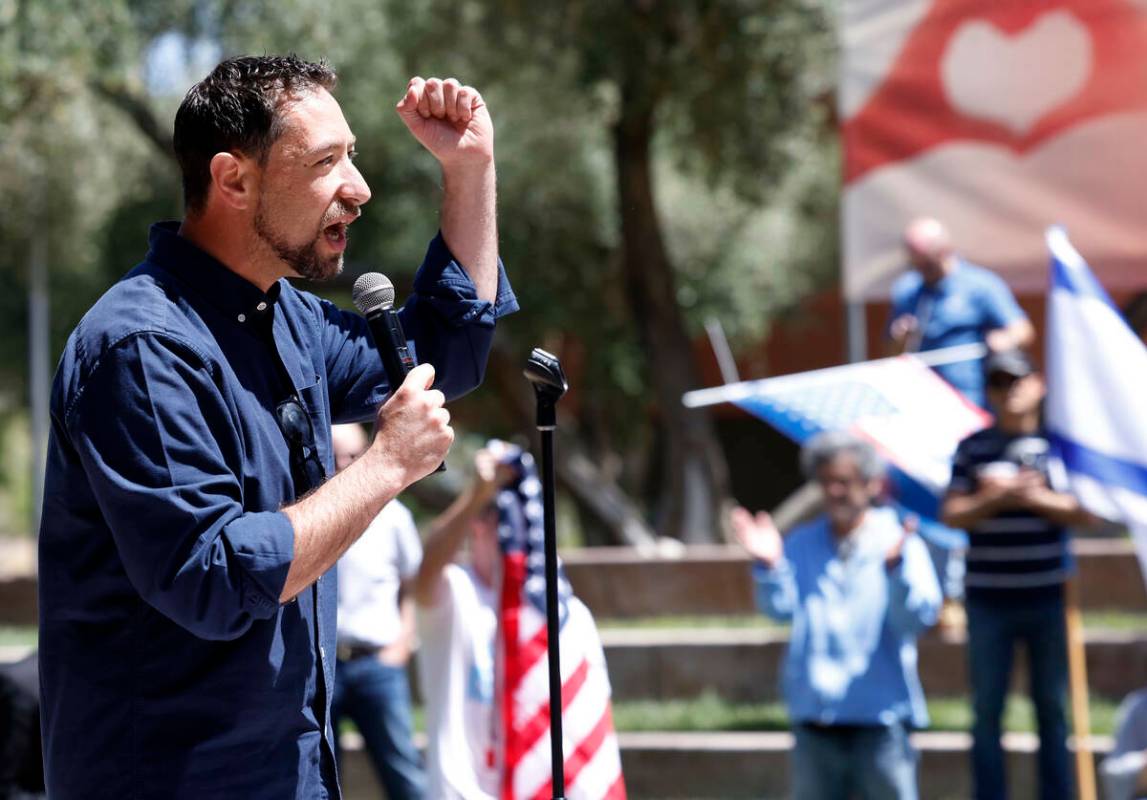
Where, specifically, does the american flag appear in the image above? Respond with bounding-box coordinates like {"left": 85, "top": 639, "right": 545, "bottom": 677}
{"left": 721, "top": 355, "right": 991, "bottom": 521}
{"left": 494, "top": 444, "right": 627, "bottom": 800}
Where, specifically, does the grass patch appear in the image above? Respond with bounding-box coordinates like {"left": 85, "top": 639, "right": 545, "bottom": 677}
{"left": 1081, "top": 611, "right": 1147, "bottom": 631}
{"left": 0, "top": 626, "right": 37, "bottom": 647}
{"left": 596, "top": 611, "right": 1147, "bottom": 633}
{"left": 613, "top": 693, "right": 788, "bottom": 732}
{"left": 598, "top": 615, "right": 777, "bottom": 630}
{"left": 609, "top": 691, "right": 1121, "bottom": 736}
{"left": 928, "top": 695, "right": 1119, "bottom": 736}
{"left": 352, "top": 694, "right": 1120, "bottom": 739}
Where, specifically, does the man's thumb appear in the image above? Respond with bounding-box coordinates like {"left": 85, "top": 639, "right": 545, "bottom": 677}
{"left": 403, "top": 362, "right": 436, "bottom": 391}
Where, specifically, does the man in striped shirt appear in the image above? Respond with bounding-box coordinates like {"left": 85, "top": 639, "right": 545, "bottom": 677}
{"left": 942, "top": 349, "right": 1099, "bottom": 800}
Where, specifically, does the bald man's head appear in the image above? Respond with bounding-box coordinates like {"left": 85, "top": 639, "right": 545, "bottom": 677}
{"left": 331, "top": 423, "right": 369, "bottom": 472}
{"left": 903, "top": 217, "right": 956, "bottom": 283}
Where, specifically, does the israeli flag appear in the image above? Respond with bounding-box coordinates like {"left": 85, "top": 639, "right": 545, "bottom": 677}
{"left": 1045, "top": 227, "right": 1147, "bottom": 581}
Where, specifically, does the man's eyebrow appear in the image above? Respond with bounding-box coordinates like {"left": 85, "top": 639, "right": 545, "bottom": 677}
{"left": 305, "top": 138, "right": 357, "bottom": 157}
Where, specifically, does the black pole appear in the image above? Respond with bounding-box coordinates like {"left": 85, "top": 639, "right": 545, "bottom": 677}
{"left": 540, "top": 425, "right": 564, "bottom": 800}
{"left": 523, "top": 348, "right": 569, "bottom": 800}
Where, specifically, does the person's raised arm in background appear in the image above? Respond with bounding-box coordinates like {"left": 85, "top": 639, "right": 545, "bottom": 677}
{"left": 411, "top": 448, "right": 516, "bottom": 607}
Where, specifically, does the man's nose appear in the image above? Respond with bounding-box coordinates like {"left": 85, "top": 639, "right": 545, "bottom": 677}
{"left": 340, "top": 160, "right": 371, "bottom": 207}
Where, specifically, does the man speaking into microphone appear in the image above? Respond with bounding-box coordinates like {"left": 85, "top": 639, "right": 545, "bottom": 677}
{"left": 37, "top": 55, "right": 516, "bottom": 800}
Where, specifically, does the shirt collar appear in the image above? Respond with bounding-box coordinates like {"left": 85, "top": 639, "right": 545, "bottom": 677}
{"left": 146, "top": 221, "right": 282, "bottom": 327}
{"left": 922, "top": 258, "right": 964, "bottom": 295}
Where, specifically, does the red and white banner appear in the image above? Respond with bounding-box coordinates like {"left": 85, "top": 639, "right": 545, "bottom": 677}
{"left": 841, "top": 0, "right": 1147, "bottom": 301}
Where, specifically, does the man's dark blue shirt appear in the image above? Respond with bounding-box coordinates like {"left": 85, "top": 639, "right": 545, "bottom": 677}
{"left": 38, "top": 222, "right": 517, "bottom": 799}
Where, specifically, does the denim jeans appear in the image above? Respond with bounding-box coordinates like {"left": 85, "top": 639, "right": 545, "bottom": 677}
{"left": 792, "top": 721, "right": 919, "bottom": 799}
{"left": 966, "top": 592, "right": 1071, "bottom": 800}
{"left": 332, "top": 655, "right": 425, "bottom": 800}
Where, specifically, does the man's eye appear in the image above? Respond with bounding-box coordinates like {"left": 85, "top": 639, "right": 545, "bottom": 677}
{"left": 318, "top": 155, "right": 335, "bottom": 167}
{"left": 348, "top": 150, "right": 359, "bottom": 162}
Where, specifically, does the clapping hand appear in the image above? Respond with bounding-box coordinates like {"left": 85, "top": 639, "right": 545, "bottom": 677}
{"left": 730, "top": 506, "right": 783, "bottom": 568}
{"left": 884, "top": 515, "right": 918, "bottom": 571}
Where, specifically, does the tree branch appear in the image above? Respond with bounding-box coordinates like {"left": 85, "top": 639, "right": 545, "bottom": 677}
{"left": 90, "top": 79, "right": 175, "bottom": 163}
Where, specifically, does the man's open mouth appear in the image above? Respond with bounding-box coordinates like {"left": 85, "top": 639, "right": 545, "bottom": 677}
{"left": 324, "top": 222, "right": 348, "bottom": 246}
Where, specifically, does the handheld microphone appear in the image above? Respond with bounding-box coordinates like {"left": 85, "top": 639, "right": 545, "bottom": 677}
{"left": 352, "top": 272, "right": 446, "bottom": 473}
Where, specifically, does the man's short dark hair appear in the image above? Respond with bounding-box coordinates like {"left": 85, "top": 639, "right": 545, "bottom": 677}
{"left": 173, "top": 55, "right": 337, "bottom": 215}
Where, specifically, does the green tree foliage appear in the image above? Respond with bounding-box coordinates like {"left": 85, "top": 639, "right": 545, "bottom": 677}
{"left": 378, "top": 0, "right": 837, "bottom": 540}
{"left": 0, "top": 0, "right": 837, "bottom": 540}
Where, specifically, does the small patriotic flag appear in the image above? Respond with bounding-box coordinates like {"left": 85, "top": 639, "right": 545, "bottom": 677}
{"left": 493, "top": 443, "right": 627, "bottom": 800}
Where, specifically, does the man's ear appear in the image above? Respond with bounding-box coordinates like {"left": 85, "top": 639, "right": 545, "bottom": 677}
{"left": 207, "top": 152, "right": 256, "bottom": 211}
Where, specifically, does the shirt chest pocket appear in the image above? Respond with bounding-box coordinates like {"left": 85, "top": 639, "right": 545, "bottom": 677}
{"left": 296, "top": 377, "right": 333, "bottom": 478}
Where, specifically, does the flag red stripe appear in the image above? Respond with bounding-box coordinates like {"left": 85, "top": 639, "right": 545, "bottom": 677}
{"left": 563, "top": 705, "right": 615, "bottom": 790}
{"left": 528, "top": 705, "right": 616, "bottom": 800}
{"left": 506, "top": 624, "right": 550, "bottom": 695}
{"left": 601, "top": 773, "right": 628, "bottom": 800}
{"left": 505, "top": 657, "right": 590, "bottom": 771}
{"left": 500, "top": 553, "right": 527, "bottom": 800}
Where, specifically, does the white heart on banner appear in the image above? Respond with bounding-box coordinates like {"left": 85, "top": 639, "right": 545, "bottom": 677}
{"left": 941, "top": 10, "right": 1093, "bottom": 136}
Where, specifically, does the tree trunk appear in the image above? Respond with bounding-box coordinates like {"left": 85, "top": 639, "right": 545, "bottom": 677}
{"left": 613, "top": 84, "right": 731, "bottom": 543}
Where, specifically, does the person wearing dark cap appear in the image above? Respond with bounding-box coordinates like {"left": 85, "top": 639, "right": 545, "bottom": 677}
{"left": 941, "top": 350, "right": 1100, "bottom": 800}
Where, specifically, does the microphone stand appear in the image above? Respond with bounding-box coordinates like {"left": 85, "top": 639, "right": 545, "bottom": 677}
{"left": 523, "top": 348, "right": 569, "bottom": 800}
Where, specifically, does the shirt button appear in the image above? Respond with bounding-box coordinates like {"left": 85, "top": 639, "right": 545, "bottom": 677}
{"left": 319, "top": 645, "right": 326, "bottom": 660}
{"left": 257, "top": 302, "right": 268, "bottom": 311}
{"left": 237, "top": 313, "right": 246, "bottom": 323}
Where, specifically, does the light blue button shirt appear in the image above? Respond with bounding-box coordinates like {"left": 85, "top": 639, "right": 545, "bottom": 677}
{"left": 889, "top": 260, "right": 1027, "bottom": 409}
{"left": 752, "top": 507, "right": 942, "bottom": 729}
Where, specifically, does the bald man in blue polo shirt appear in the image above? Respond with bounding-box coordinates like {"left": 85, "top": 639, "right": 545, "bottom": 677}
{"left": 888, "top": 218, "right": 1035, "bottom": 410}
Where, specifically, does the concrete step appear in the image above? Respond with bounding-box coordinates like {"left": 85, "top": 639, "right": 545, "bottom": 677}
{"left": 564, "top": 539, "right": 1147, "bottom": 619}
{"left": 600, "top": 627, "right": 1147, "bottom": 703}
{"left": 3, "top": 538, "right": 1142, "bottom": 625}
{"left": 3, "top": 639, "right": 1113, "bottom": 798}
{"left": 336, "top": 730, "right": 1114, "bottom": 800}
{"left": 614, "top": 730, "right": 1111, "bottom": 800}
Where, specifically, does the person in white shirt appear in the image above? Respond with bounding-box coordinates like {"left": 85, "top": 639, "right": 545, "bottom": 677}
{"left": 411, "top": 447, "right": 515, "bottom": 800}
{"left": 331, "top": 423, "right": 425, "bottom": 799}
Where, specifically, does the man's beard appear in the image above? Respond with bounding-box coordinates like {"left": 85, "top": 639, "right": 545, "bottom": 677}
{"left": 253, "top": 199, "right": 343, "bottom": 282}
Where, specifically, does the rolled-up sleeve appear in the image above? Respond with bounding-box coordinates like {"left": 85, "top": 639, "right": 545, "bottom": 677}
{"left": 322, "top": 233, "right": 518, "bottom": 421}
{"left": 66, "top": 333, "right": 293, "bottom": 640}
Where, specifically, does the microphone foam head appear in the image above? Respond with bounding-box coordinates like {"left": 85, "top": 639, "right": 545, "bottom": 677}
{"left": 352, "top": 272, "right": 395, "bottom": 314}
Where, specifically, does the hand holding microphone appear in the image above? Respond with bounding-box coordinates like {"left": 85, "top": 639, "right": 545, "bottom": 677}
{"left": 372, "top": 364, "right": 453, "bottom": 486}
{"left": 354, "top": 272, "right": 448, "bottom": 474}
